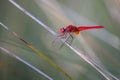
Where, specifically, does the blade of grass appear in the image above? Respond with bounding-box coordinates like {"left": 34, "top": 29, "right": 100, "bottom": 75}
{"left": 0, "top": 46, "right": 53, "bottom": 80}
{"left": 0, "top": 22, "right": 72, "bottom": 80}
{"left": 8, "top": 0, "right": 119, "bottom": 80}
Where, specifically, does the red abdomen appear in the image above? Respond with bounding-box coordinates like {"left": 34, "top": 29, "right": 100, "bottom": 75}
{"left": 78, "top": 26, "right": 104, "bottom": 31}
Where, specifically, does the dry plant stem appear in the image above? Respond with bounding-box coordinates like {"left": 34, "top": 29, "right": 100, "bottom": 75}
{"left": 0, "top": 22, "right": 72, "bottom": 80}
{"left": 9, "top": 0, "right": 56, "bottom": 36}
{"left": 0, "top": 47, "right": 53, "bottom": 80}
{"left": 8, "top": 0, "right": 119, "bottom": 80}
{"left": 67, "top": 44, "right": 119, "bottom": 80}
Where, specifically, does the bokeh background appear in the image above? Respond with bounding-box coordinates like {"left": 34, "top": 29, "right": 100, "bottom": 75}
{"left": 0, "top": 0, "right": 120, "bottom": 80}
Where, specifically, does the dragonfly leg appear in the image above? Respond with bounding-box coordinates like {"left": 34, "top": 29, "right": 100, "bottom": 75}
{"left": 65, "top": 33, "right": 74, "bottom": 45}
{"left": 52, "top": 33, "right": 67, "bottom": 44}
{"left": 69, "top": 33, "right": 74, "bottom": 45}
{"left": 59, "top": 34, "right": 71, "bottom": 48}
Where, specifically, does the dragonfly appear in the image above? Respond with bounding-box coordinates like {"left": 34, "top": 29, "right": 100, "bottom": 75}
{"left": 53, "top": 25, "right": 104, "bottom": 48}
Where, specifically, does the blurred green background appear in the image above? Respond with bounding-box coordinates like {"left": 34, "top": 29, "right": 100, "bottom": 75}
{"left": 0, "top": 0, "right": 120, "bottom": 80}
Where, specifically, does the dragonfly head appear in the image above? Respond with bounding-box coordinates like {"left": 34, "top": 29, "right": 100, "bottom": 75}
{"left": 60, "top": 27, "right": 66, "bottom": 34}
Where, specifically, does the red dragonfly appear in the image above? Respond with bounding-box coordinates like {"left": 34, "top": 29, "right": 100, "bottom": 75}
{"left": 53, "top": 25, "right": 104, "bottom": 48}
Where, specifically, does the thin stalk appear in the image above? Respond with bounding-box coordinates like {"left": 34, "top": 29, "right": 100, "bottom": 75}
{"left": 0, "top": 47, "right": 53, "bottom": 80}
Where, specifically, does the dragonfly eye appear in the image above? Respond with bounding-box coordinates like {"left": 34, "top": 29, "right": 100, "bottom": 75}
{"left": 60, "top": 27, "right": 65, "bottom": 34}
